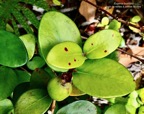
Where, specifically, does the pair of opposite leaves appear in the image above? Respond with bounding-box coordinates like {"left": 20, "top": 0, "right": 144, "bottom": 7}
{"left": 47, "top": 29, "right": 122, "bottom": 71}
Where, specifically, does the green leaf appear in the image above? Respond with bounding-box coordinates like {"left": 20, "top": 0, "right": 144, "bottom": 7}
{"left": 47, "top": 41, "right": 86, "bottom": 69}
{"left": 0, "top": 30, "right": 28, "bottom": 67}
{"left": 27, "top": 56, "right": 45, "bottom": 70}
{"left": 14, "top": 89, "right": 52, "bottom": 114}
{"left": 119, "top": 38, "right": 126, "bottom": 48}
{"left": 105, "top": 104, "right": 127, "bottom": 114}
{"left": 108, "top": 19, "right": 121, "bottom": 31}
{"left": 137, "top": 88, "right": 144, "bottom": 103}
{"left": 126, "top": 91, "right": 140, "bottom": 114}
{"left": 6, "top": 24, "right": 14, "bottom": 32}
{"left": 0, "top": 67, "right": 18, "bottom": 100}
{"left": 53, "top": 0, "right": 61, "bottom": 5}
{"left": 0, "top": 20, "right": 6, "bottom": 29}
{"left": 73, "top": 58, "right": 136, "bottom": 98}
{"left": 131, "top": 15, "right": 141, "bottom": 23}
{"left": 12, "top": 8, "right": 33, "bottom": 33}
{"left": 44, "top": 67, "right": 59, "bottom": 78}
{"left": 13, "top": 82, "right": 30, "bottom": 105}
{"left": 34, "top": 0, "right": 49, "bottom": 11}
{"left": 129, "top": 22, "right": 140, "bottom": 33}
{"left": 38, "top": 11, "right": 82, "bottom": 59}
{"left": 107, "top": 97, "right": 128, "bottom": 105}
{"left": 47, "top": 63, "right": 68, "bottom": 72}
{"left": 30, "top": 69, "right": 52, "bottom": 89}
{"left": 138, "top": 106, "right": 144, "bottom": 114}
{"left": 105, "top": 51, "right": 118, "bottom": 61}
{"left": 19, "top": 34, "right": 36, "bottom": 60}
{"left": 14, "top": 70, "right": 31, "bottom": 85}
{"left": 101, "top": 17, "right": 109, "bottom": 26}
{"left": 0, "top": 99, "right": 14, "bottom": 114}
{"left": 11, "top": 17, "right": 20, "bottom": 35}
{"left": 56, "top": 100, "right": 97, "bottom": 114}
{"left": 22, "top": 8, "right": 39, "bottom": 29}
{"left": 83, "top": 29, "right": 122, "bottom": 59}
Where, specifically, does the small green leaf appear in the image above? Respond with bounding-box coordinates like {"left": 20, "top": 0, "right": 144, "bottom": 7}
{"left": 131, "top": 15, "right": 141, "bottom": 23}
{"left": 47, "top": 41, "right": 86, "bottom": 69}
{"left": 119, "top": 38, "right": 126, "bottom": 48}
{"left": 83, "top": 29, "right": 122, "bottom": 59}
{"left": 27, "top": 56, "right": 45, "bottom": 70}
{"left": 107, "top": 97, "right": 128, "bottom": 104}
{"left": 56, "top": 100, "right": 97, "bottom": 114}
{"left": 137, "top": 88, "right": 144, "bottom": 103}
{"left": 105, "top": 104, "right": 127, "bottom": 114}
{"left": 126, "top": 91, "right": 140, "bottom": 114}
{"left": 129, "top": 22, "right": 140, "bottom": 33}
{"left": 138, "top": 106, "right": 144, "bottom": 114}
{"left": 101, "top": 17, "right": 109, "bottom": 26}
{"left": 14, "top": 89, "right": 52, "bottom": 114}
{"left": 38, "top": 11, "right": 82, "bottom": 60}
{"left": 73, "top": 58, "right": 136, "bottom": 98}
{"left": 19, "top": 34, "right": 36, "bottom": 60}
{"left": 105, "top": 51, "right": 118, "bottom": 61}
{"left": 6, "top": 24, "right": 14, "bottom": 32}
{"left": 0, "top": 67, "right": 18, "bottom": 100}
{"left": 108, "top": 19, "right": 121, "bottom": 31}
{"left": 0, "top": 30, "right": 28, "bottom": 67}
{"left": 97, "top": 23, "right": 104, "bottom": 27}
{"left": 0, "top": 99, "right": 14, "bottom": 114}
{"left": 53, "top": 0, "right": 61, "bottom": 5}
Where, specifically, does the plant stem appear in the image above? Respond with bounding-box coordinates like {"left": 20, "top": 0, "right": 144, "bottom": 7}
{"left": 82, "top": 0, "right": 144, "bottom": 32}
{"left": 50, "top": 100, "right": 56, "bottom": 114}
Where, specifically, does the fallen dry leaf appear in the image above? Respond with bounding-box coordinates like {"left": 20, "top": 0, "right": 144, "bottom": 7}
{"left": 79, "top": 0, "right": 97, "bottom": 22}
{"left": 119, "top": 46, "right": 144, "bottom": 67}
{"left": 102, "top": 6, "right": 114, "bottom": 15}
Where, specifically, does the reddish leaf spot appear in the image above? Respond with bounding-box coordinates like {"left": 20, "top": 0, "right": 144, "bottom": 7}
{"left": 74, "top": 58, "right": 76, "bottom": 62}
{"left": 91, "top": 43, "right": 94, "bottom": 46}
{"left": 68, "top": 62, "right": 71, "bottom": 65}
{"left": 104, "top": 50, "right": 107, "bottom": 53}
{"left": 64, "top": 47, "right": 68, "bottom": 52}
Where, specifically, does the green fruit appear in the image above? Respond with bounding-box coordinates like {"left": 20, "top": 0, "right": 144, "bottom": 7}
{"left": 47, "top": 77, "right": 72, "bottom": 101}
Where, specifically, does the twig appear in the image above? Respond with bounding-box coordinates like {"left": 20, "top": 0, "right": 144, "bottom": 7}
{"left": 82, "top": 0, "right": 144, "bottom": 32}
{"left": 20, "top": 67, "right": 29, "bottom": 72}
{"left": 118, "top": 48, "right": 144, "bottom": 63}
{"left": 50, "top": 100, "right": 56, "bottom": 114}
{"left": 60, "top": 6, "right": 78, "bottom": 13}
{"left": 81, "top": 35, "right": 88, "bottom": 39}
